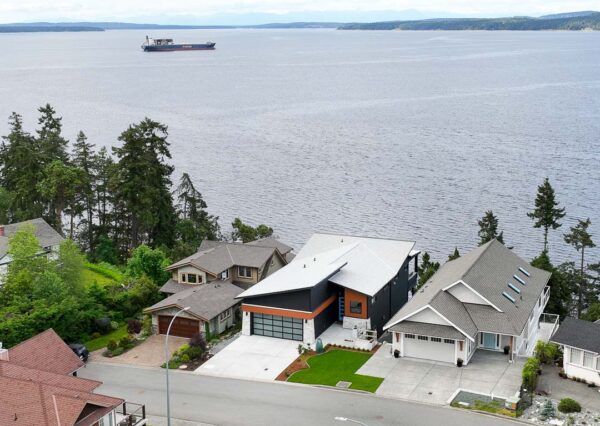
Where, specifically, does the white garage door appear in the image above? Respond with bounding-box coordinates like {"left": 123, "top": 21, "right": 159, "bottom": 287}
{"left": 404, "top": 335, "right": 455, "bottom": 363}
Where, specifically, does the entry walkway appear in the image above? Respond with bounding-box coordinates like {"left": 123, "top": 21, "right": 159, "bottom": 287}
{"left": 357, "top": 343, "right": 524, "bottom": 405}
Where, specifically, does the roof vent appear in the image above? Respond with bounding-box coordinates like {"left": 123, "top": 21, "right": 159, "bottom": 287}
{"left": 502, "top": 292, "right": 516, "bottom": 303}
{"left": 518, "top": 267, "right": 531, "bottom": 277}
{"left": 513, "top": 275, "right": 526, "bottom": 285}
{"left": 508, "top": 283, "right": 521, "bottom": 294}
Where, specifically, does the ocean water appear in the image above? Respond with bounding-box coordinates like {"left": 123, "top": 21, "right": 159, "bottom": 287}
{"left": 0, "top": 29, "right": 599, "bottom": 264}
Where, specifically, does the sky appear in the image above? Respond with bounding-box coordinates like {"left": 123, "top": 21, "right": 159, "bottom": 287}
{"left": 1, "top": 0, "right": 599, "bottom": 24}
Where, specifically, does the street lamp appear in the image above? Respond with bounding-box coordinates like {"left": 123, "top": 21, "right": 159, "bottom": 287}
{"left": 165, "top": 306, "right": 191, "bottom": 426}
{"left": 334, "top": 416, "right": 368, "bottom": 426}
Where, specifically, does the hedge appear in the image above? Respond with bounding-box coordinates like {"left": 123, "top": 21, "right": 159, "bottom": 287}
{"left": 522, "top": 357, "right": 541, "bottom": 392}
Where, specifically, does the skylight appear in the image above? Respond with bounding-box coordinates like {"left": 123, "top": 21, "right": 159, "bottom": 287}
{"left": 513, "top": 275, "right": 526, "bottom": 285}
{"left": 502, "top": 291, "right": 516, "bottom": 303}
{"left": 519, "top": 267, "right": 531, "bottom": 277}
{"left": 508, "top": 283, "right": 521, "bottom": 294}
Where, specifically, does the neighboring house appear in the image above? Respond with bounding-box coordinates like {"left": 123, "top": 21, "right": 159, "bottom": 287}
{"left": 147, "top": 238, "right": 292, "bottom": 338}
{"left": 0, "top": 218, "right": 64, "bottom": 274}
{"left": 551, "top": 317, "right": 600, "bottom": 386}
{"left": 384, "top": 239, "right": 553, "bottom": 366}
{"left": 238, "top": 233, "right": 419, "bottom": 346}
{"left": 0, "top": 329, "right": 146, "bottom": 426}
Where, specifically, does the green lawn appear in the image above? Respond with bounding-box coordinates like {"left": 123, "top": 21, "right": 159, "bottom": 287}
{"left": 287, "top": 349, "right": 383, "bottom": 393}
{"left": 82, "top": 268, "right": 116, "bottom": 288}
{"left": 84, "top": 325, "right": 129, "bottom": 352}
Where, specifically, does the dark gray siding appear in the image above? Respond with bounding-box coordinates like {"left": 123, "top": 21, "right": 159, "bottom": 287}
{"left": 243, "top": 289, "right": 311, "bottom": 311}
{"left": 310, "top": 278, "right": 335, "bottom": 310}
{"left": 390, "top": 257, "right": 411, "bottom": 315}
{"left": 369, "top": 282, "right": 392, "bottom": 336}
{"left": 314, "top": 300, "right": 338, "bottom": 337}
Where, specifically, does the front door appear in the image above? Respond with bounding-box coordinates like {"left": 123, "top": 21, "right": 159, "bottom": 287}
{"left": 483, "top": 333, "right": 497, "bottom": 349}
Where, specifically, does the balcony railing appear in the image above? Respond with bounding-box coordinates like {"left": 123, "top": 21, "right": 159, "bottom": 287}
{"left": 116, "top": 402, "right": 146, "bottom": 426}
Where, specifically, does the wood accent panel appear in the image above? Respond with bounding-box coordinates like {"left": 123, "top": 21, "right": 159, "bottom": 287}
{"left": 344, "top": 288, "right": 368, "bottom": 319}
{"left": 242, "top": 294, "right": 336, "bottom": 320}
{"left": 158, "top": 315, "right": 200, "bottom": 337}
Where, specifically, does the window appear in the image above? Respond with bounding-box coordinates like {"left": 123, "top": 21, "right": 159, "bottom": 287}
{"left": 496, "top": 334, "right": 500, "bottom": 347}
{"left": 570, "top": 348, "right": 582, "bottom": 365}
{"left": 238, "top": 266, "right": 252, "bottom": 278}
{"left": 431, "top": 337, "right": 441, "bottom": 343}
{"left": 219, "top": 308, "right": 231, "bottom": 322}
{"left": 418, "top": 335, "right": 428, "bottom": 341}
{"left": 444, "top": 339, "right": 455, "bottom": 344}
{"left": 187, "top": 274, "right": 198, "bottom": 284}
{"left": 583, "top": 351, "right": 595, "bottom": 369}
{"left": 405, "top": 334, "right": 415, "bottom": 339}
{"left": 350, "top": 301, "right": 362, "bottom": 314}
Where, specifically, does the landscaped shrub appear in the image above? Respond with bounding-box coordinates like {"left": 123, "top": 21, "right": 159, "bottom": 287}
{"left": 110, "top": 347, "right": 125, "bottom": 357}
{"left": 522, "top": 357, "right": 541, "bottom": 392}
{"left": 142, "top": 315, "right": 152, "bottom": 336}
{"left": 95, "top": 317, "right": 112, "bottom": 334}
{"left": 541, "top": 399, "right": 555, "bottom": 420}
{"left": 185, "top": 346, "right": 203, "bottom": 360}
{"left": 535, "top": 341, "right": 560, "bottom": 365}
{"left": 119, "top": 335, "right": 134, "bottom": 349}
{"left": 180, "top": 354, "right": 190, "bottom": 363}
{"left": 91, "top": 332, "right": 101, "bottom": 339}
{"left": 110, "top": 321, "right": 119, "bottom": 331}
{"left": 127, "top": 319, "right": 142, "bottom": 334}
{"left": 189, "top": 333, "right": 207, "bottom": 351}
{"left": 107, "top": 339, "right": 118, "bottom": 351}
{"left": 558, "top": 398, "right": 582, "bottom": 414}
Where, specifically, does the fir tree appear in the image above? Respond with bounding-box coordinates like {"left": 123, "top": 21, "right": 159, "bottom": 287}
{"left": 564, "top": 218, "right": 595, "bottom": 317}
{"left": 478, "top": 210, "right": 504, "bottom": 245}
{"left": 36, "top": 104, "right": 69, "bottom": 164}
{"left": 71, "top": 131, "right": 96, "bottom": 250}
{"left": 527, "top": 178, "right": 566, "bottom": 253}
{"left": 541, "top": 399, "right": 555, "bottom": 420}
{"left": 417, "top": 252, "right": 440, "bottom": 288}
{"left": 448, "top": 247, "right": 461, "bottom": 261}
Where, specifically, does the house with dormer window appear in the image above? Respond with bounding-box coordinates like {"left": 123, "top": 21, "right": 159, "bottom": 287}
{"left": 384, "top": 239, "right": 557, "bottom": 366}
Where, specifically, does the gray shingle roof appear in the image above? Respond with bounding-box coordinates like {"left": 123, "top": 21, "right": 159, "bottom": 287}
{"left": 385, "top": 239, "right": 551, "bottom": 339}
{"left": 388, "top": 321, "right": 465, "bottom": 340}
{"left": 145, "top": 281, "right": 243, "bottom": 321}
{"left": 246, "top": 237, "right": 293, "bottom": 254}
{"left": 551, "top": 317, "right": 600, "bottom": 354}
{"left": 0, "top": 218, "right": 64, "bottom": 258}
{"left": 167, "top": 243, "right": 278, "bottom": 275}
{"left": 159, "top": 279, "right": 192, "bottom": 295}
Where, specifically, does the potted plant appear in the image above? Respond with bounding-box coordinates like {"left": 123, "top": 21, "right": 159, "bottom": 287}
{"left": 394, "top": 349, "right": 400, "bottom": 358}
{"left": 503, "top": 345, "right": 510, "bottom": 355}
{"left": 457, "top": 358, "right": 464, "bottom": 367}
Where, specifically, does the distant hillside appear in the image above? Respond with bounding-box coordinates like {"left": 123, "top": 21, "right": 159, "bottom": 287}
{"left": 0, "top": 21, "right": 340, "bottom": 33}
{"left": 339, "top": 12, "right": 600, "bottom": 31}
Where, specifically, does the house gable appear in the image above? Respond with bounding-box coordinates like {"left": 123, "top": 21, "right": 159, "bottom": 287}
{"left": 443, "top": 280, "right": 502, "bottom": 311}
{"left": 404, "top": 306, "right": 452, "bottom": 326}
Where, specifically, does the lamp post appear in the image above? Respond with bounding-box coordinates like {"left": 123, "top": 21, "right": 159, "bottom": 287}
{"left": 165, "top": 306, "right": 191, "bottom": 426}
{"left": 334, "top": 417, "right": 368, "bottom": 426}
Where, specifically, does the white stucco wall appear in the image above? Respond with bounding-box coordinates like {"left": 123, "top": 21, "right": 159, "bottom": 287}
{"left": 242, "top": 311, "right": 251, "bottom": 336}
{"left": 304, "top": 319, "right": 315, "bottom": 345}
{"left": 407, "top": 307, "right": 451, "bottom": 326}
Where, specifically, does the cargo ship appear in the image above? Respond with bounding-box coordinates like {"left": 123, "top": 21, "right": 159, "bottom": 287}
{"left": 141, "top": 36, "right": 215, "bottom": 52}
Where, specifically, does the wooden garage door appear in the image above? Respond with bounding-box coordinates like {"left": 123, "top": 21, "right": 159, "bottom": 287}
{"left": 158, "top": 315, "right": 199, "bottom": 338}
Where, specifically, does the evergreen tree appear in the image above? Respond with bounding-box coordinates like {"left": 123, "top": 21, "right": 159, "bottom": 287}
{"left": 93, "top": 147, "right": 113, "bottom": 229}
{"left": 478, "top": 210, "right": 504, "bottom": 245}
{"left": 71, "top": 131, "right": 96, "bottom": 250}
{"left": 448, "top": 247, "right": 461, "bottom": 261}
{"left": 564, "top": 218, "right": 595, "bottom": 317}
{"left": 527, "top": 178, "right": 566, "bottom": 253}
{"left": 37, "top": 160, "right": 86, "bottom": 235}
{"left": 112, "top": 118, "right": 176, "bottom": 254}
{"left": 531, "top": 251, "right": 570, "bottom": 319}
{"left": 541, "top": 399, "right": 555, "bottom": 420}
{"left": 0, "top": 113, "right": 45, "bottom": 220}
{"left": 231, "top": 218, "right": 273, "bottom": 243}
{"left": 36, "top": 104, "right": 69, "bottom": 164}
{"left": 417, "top": 252, "right": 440, "bottom": 288}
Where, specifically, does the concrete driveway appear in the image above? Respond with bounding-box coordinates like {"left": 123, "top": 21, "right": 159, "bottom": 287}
{"left": 539, "top": 365, "right": 600, "bottom": 411}
{"left": 196, "top": 335, "right": 299, "bottom": 381}
{"left": 89, "top": 335, "right": 189, "bottom": 367}
{"left": 357, "top": 343, "right": 524, "bottom": 405}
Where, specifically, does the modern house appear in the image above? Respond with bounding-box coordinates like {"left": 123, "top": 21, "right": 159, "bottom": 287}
{"left": 0, "top": 329, "right": 146, "bottom": 426}
{"left": 0, "top": 218, "right": 64, "bottom": 274}
{"left": 551, "top": 317, "right": 600, "bottom": 386}
{"left": 238, "top": 233, "right": 419, "bottom": 348}
{"left": 146, "top": 238, "right": 292, "bottom": 338}
{"left": 384, "top": 239, "right": 554, "bottom": 366}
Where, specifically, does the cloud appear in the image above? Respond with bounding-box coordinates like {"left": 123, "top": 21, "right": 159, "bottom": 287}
{"left": 1, "top": 0, "right": 598, "bottom": 23}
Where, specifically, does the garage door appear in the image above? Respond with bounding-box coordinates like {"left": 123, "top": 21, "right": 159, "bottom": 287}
{"left": 403, "top": 335, "right": 455, "bottom": 363}
{"left": 158, "top": 315, "right": 200, "bottom": 338}
{"left": 252, "top": 313, "right": 303, "bottom": 341}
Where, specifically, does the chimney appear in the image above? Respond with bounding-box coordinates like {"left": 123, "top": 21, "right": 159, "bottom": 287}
{"left": 0, "top": 342, "right": 9, "bottom": 362}
{"left": 0, "top": 225, "right": 4, "bottom": 237}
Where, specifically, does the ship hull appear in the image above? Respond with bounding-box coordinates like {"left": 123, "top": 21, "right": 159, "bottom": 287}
{"left": 143, "top": 43, "right": 215, "bottom": 52}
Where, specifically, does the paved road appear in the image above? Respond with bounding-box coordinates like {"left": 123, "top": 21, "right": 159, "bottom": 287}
{"left": 80, "top": 362, "right": 521, "bottom": 426}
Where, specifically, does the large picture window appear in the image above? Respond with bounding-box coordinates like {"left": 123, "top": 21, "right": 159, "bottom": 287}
{"left": 570, "top": 348, "right": 582, "bottom": 365}
{"left": 350, "top": 301, "right": 362, "bottom": 314}
{"left": 181, "top": 273, "right": 202, "bottom": 284}
{"left": 238, "top": 266, "right": 252, "bottom": 278}
{"left": 583, "top": 351, "right": 595, "bottom": 369}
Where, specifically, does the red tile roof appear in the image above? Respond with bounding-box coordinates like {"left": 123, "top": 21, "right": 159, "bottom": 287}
{"left": 7, "top": 328, "right": 84, "bottom": 374}
{"left": 1, "top": 329, "right": 124, "bottom": 426}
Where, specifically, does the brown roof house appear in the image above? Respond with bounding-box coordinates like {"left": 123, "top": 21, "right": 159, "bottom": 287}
{"left": 145, "top": 238, "right": 292, "bottom": 338}
{"left": 0, "top": 329, "right": 146, "bottom": 426}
